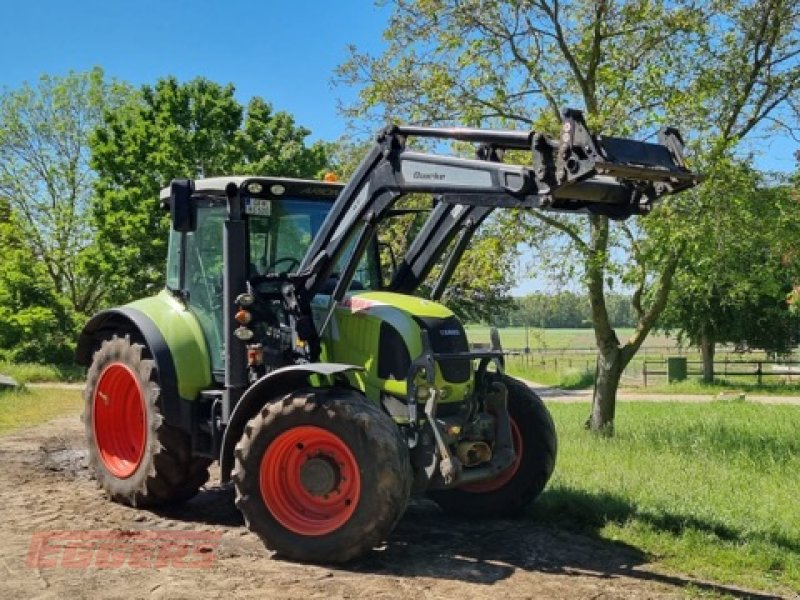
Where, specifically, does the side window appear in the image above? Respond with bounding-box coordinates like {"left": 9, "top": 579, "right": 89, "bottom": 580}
{"left": 185, "top": 209, "right": 225, "bottom": 309}
{"left": 165, "top": 229, "right": 182, "bottom": 290}
{"left": 185, "top": 205, "right": 226, "bottom": 372}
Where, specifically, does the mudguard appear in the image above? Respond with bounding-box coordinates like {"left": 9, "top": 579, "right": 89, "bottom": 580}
{"left": 75, "top": 306, "right": 191, "bottom": 430}
{"left": 219, "top": 363, "right": 364, "bottom": 483}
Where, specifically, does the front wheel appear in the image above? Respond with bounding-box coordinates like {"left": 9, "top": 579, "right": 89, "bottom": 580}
{"left": 428, "top": 375, "right": 557, "bottom": 517}
{"left": 233, "top": 388, "right": 412, "bottom": 563}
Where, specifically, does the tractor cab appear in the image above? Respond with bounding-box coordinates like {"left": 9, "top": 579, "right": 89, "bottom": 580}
{"left": 159, "top": 176, "right": 381, "bottom": 379}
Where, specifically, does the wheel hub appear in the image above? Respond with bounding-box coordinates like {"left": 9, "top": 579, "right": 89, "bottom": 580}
{"left": 92, "top": 362, "right": 146, "bottom": 479}
{"left": 299, "top": 455, "right": 341, "bottom": 497}
{"left": 259, "top": 425, "right": 361, "bottom": 536}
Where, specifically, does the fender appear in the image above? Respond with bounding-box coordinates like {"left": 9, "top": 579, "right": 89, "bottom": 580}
{"left": 219, "top": 363, "right": 364, "bottom": 482}
{"left": 75, "top": 307, "right": 192, "bottom": 432}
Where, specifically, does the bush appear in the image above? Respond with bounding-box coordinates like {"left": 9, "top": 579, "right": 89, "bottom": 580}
{"left": 558, "top": 367, "right": 595, "bottom": 389}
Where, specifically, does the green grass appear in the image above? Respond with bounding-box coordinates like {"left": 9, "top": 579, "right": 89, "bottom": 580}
{"left": 0, "top": 387, "right": 83, "bottom": 435}
{"left": 0, "top": 361, "right": 83, "bottom": 384}
{"left": 536, "top": 401, "right": 800, "bottom": 595}
{"left": 629, "top": 376, "right": 800, "bottom": 396}
{"left": 505, "top": 358, "right": 595, "bottom": 390}
{"left": 464, "top": 325, "right": 678, "bottom": 352}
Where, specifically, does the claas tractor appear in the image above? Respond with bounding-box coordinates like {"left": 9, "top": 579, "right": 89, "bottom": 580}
{"left": 76, "top": 109, "right": 700, "bottom": 563}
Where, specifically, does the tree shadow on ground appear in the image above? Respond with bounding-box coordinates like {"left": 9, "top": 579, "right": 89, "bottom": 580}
{"left": 536, "top": 485, "right": 800, "bottom": 556}
{"left": 157, "top": 484, "right": 784, "bottom": 599}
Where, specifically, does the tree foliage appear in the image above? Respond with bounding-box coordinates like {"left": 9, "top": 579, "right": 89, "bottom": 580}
{"left": 90, "top": 77, "right": 330, "bottom": 304}
{"left": 493, "top": 291, "right": 634, "bottom": 329}
{"left": 659, "top": 161, "right": 800, "bottom": 379}
{"left": 338, "top": 0, "right": 800, "bottom": 433}
{"left": 0, "top": 68, "right": 128, "bottom": 317}
{"left": 0, "top": 199, "right": 75, "bottom": 362}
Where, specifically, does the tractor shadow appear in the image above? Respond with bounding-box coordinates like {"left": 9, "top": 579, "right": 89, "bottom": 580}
{"left": 348, "top": 491, "right": 783, "bottom": 600}
{"left": 157, "top": 485, "right": 780, "bottom": 599}
{"left": 153, "top": 484, "right": 781, "bottom": 599}
{"left": 154, "top": 483, "right": 244, "bottom": 527}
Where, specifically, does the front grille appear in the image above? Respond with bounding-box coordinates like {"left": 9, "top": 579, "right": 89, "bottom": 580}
{"left": 415, "top": 316, "right": 471, "bottom": 383}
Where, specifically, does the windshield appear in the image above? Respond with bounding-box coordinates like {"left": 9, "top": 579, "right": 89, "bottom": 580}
{"left": 247, "top": 197, "right": 379, "bottom": 289}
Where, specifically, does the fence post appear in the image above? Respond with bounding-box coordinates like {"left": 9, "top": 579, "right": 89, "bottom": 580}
{"left": 757, "top": 361, "right": 762, "bottom": 385}
{"left": 643, "top": 362, "right": 648, "bottom": 387}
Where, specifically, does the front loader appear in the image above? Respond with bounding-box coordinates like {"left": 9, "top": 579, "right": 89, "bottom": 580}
{"left": 76, "top": 109, "right": 700, "bottom": 563}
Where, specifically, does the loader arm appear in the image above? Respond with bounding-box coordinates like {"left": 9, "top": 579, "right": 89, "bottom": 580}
{"left": 288, "top": 108, "right": 700, "bottom": 359}
{"left": 389, "top": 145, "right": 504, "bottom": 296}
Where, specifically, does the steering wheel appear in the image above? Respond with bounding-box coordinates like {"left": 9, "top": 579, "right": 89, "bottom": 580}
{"left": 248, "top": 257, "right": 301, "bottom": 303}
{"left": 266, "top": 256, "right": 300, "bottom": 273}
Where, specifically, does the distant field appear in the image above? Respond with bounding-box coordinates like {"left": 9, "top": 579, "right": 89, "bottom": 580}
{"left": 466, "top": 326, "right": 795, "bottom": 389}
{"left": 463, "top": 326, "right": 678, "bottom": 353}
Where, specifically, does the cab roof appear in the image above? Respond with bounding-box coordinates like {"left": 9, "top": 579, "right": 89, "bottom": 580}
{"left": 158, "top": 176, "right": 344, "bottom": 203}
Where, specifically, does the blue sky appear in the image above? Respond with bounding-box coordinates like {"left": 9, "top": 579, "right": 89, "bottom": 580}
{"left": 1, "top": 0, "right": 797, "bottom": 295}
{"left": 0, "top": 0, "right": 391, "bottom": 142}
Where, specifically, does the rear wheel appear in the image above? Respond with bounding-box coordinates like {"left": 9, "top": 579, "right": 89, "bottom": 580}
{"left": 428, "top": 375, "right": 557, "bottom": 517}
{"left": 233, "top": 388, "right": 412, "bottom": 563}
{"left": 84, "top": 335, "right": 211, "bottom": 507}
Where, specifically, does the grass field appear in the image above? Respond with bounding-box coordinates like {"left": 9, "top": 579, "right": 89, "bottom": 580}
{"left": 539, "top": 401, "right": 800, "bottom": 595}
{"left": 0, "top": 388, "right": 83, "bottom": 434}
{"left": 505, "top": 356, "right": 595, "bottom": 389}
{"left": 463, "top": 325, "right": 679, "bottom": 352}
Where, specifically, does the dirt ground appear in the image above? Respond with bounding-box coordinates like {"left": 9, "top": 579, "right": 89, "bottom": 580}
{"left": 0, "top": 414, "right": 787, "bottom": 600}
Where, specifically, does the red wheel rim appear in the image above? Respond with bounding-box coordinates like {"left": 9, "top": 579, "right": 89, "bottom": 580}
{"left": 462, "top": 418, "right": 523, "bottom": 493}
{"left": 259, "top": 426, "right": 361, "bottom": 536}
{"left": 92, "top": 363, "right": 147, "bottom": 479}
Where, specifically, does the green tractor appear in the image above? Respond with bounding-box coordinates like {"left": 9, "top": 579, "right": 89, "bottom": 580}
{"left": 76, "top": 110, "right": 699, "bottom": 562}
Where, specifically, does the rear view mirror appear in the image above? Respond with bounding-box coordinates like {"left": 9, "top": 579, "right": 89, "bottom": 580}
{"left": 170, "top": 179, "right": 196, "bottom": 232}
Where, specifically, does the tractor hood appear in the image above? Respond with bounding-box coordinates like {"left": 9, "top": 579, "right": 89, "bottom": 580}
{"left": 316, "top": 291, "right": 472, "bottom": 408}
{"left": 338, "top": 291, "right": 454, "bottom": 319}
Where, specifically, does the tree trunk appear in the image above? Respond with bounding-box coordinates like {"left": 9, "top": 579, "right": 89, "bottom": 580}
{"left": 583, "top": 215, "right": 682, "bottom": 435}
{"left": 700, "top": 331, "right": 715, "bottom": 383}
{"left": 587, "top": 346, "right": 625, "bottom": 435}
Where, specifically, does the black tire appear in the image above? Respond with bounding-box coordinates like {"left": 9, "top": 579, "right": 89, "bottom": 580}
{"left": 233, "top": 387, "right": 412, "bottom": 563}
{"left": 84, "top": 334, "right": 211, "bottom": 507}
{"left": 428, "top": 374, "right": 557, "bottom": 517}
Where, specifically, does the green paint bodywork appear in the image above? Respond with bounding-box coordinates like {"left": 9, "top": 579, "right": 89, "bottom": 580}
{"left": 318, "top": 291, "right": 472, "bottom": 410}
{"left": 127, "top": 290, "right": 213, "bottom": 400}
{"left": 124, "top": 288, "right": 471, "bottom": 411}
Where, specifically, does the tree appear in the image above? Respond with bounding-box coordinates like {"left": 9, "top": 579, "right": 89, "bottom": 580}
{"left": 0, "top": 199, "right": 75, "bottom": 362}
{"left": 90, "top": 77, "right": 330, "bottom": 304}
{"left": 0, "top": 68, "right": 128, "bottom": 317}
{"left": 338, "top": 0, "right": 800, "bottom": 433}
{"left": 660, "top": 162, "right": 800, "bottom": 381}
